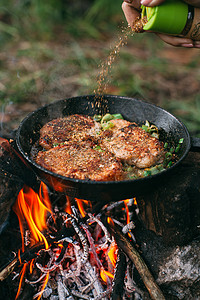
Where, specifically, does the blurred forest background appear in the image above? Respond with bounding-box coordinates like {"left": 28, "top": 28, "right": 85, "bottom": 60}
{"left": 0, "top": 0, "right": 200, "bottom": 137}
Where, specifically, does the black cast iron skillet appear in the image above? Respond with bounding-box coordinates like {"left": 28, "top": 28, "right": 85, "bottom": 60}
{"left": 16, "top": 95, "right": 200, "bottom": 202}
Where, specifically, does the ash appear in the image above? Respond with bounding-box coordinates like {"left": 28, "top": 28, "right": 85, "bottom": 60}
{"left": 12, "top": 199, "right": 143, "bottom": 300}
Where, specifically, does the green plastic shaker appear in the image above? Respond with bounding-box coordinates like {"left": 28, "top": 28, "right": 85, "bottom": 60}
{"left": 141, "top": 0, "right": 189, "bottom": 35}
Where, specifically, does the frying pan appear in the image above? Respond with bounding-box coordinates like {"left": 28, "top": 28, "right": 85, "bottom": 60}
{"left": 16, "top": 95, "right": 200, "bottom": 202}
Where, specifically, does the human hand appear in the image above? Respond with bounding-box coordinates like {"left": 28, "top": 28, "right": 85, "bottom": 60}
{"left": 122, "top": 0, "right": 200, "bottom": 48}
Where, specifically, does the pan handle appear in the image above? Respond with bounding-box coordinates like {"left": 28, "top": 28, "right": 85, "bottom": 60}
{"left": 190, "top": 137, "right": 200, "bottom": 152}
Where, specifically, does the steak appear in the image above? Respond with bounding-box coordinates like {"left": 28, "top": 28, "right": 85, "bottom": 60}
{"left": 36, "top": 141, "right": 124, "bottom": 181}
{"left": 36, "top": 115, "right": 166, "bottom": 181}
{"left": 39, "top": 114, "right": 101, "bottom": 150}
{"left": 100, "top": 119, "right": 165, "bottom": 169}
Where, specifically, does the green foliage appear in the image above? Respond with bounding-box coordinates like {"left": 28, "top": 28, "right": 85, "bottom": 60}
{"left": 86, "top": 0, "right": 122, "bottom": 22}
{"left": 0, "top": 0, "right": 123, "bottom": 42}
{"left": 163, "top": 96, "right": 200, "bottom": 137}
{"left": 1, "top": 0, "right": 200, "bottom": 137}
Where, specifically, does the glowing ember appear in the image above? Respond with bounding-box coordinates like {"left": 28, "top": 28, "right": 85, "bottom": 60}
{"left": 10, "top": 182, "right": 138, "bottom": 299}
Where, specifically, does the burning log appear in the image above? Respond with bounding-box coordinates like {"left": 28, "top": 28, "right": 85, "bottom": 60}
{"left": 0, "top": 243, "right": 46, "bottom": 282}
{"left": 0, "top": 224, "right": 75, "bottom": 282}
{"left": 111, "top": 250, "right": 126, "bottom": 300}
{"left": 106, "top": 218, "right": 166, "bottom": 300}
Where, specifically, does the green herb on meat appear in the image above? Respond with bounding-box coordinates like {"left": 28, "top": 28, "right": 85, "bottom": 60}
{"left": 101, "top": 121, "right": 115, "bottom": 131}
{"left": 93, "top": 113, "right": 124, "bottom": 130}
{"left": 93, "top": 113, "right": 184, "bottom": 179}
{"left": 141, "top": 120, "right": 159, "bottom": 138}
{"left": 93, "top": 145, "right": 104, "bottom": 152}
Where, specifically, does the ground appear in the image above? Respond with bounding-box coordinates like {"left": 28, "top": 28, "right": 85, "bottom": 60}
{"left": 1, "top": 30, "right": 200, "bottom": 138}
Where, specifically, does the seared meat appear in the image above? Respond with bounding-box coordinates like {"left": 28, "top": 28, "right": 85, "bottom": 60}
{"left": 100, "top": 120, "right": 165, "bottom": 169}
{"left": 36, "top": 141, "right": 124, "bottom": 181}
{"left": 39, "top": 114, "right": 101, "bottom": 150}
{"left": 107, "top": 119, "right": 131, "bottom": 129}
{"left": 36, "top": 115, "right": 166, "bottom": 181}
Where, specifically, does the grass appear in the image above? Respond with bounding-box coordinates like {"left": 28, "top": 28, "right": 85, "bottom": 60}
{"left": 1, "top": 1, "right": 200, "bottom": 137}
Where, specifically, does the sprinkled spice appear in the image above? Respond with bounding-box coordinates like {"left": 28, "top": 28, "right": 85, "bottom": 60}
{"left": 132, "top": 16, "right": 148, "bottom": 33}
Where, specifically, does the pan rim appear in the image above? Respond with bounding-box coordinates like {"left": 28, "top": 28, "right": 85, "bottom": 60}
{"left": 16, "top": 94, "right": 191, "bottom": 186}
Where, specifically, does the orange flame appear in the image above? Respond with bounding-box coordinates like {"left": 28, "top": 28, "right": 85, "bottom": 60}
{"left": 100, "top": 269, "right": 114, "bottom": 282}
{"left": 75, "top": 198, "right": 91, "bottom": 218}
{"left": 108, "top": 241, "right": 117, "bottom": 267}
{"left": 37, "top": 272, "right": 49, "bottom": 300}
{"left": 15, "top": 263, "right": 27, "bottom": 300}
{"left": 107, "top": 217, "right": 113, "bottom": 226}
{"left": 13, "top": 184, "right": 52, "bottom": 250}
{"left": 124, "top": 200, "right": 132, "bottom": 238}
{"left": 65, "top": 196, "right": 72, "bottom": 215}
{"left": 29, "top": 259, "right": 34, "bottom": 274}
{"left": 13, "top": 183, "right": 53, "bottom": 300}
{"left": 133, "top": 197, "right": 137, "bottom": 205}
{"left": 124, "top": 199, "right": 130, "bottom": 225}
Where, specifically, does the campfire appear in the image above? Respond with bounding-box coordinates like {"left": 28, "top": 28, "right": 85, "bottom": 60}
{"left": 1, "top": 177, "right": 164, "bottom": 300}
{"left": 0, "top": 129, "right": 200, "bottom": 299}
{"left": 11, "top": 184, "right": 121, "bottom": 300}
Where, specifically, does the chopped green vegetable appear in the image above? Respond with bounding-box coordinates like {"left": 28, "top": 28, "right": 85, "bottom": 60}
{"left": 175, "top": 144, "right": 181, "bottom": 153}
{"left": 143, "top": 170, "right": 152, "bottom": 177}
{"left": 164, "top": 142, "right": 168, "bottom": 148}
{"left": 167, "top": 161, "right": 173, "bottom": 168}
{"left": 151, "top": 132, "right": 159, "bottom": 139}
{"left": 101, "top": 113, "right": 114, "bottom": 123}
{"left": 150, "top": 165, "right": 163, "bottom": 175}
{"left": 101, "top": 121, "right": 115, "bottom": 131}
{"left": 145, "top": 120, "right": 150, "bottom": 127}
{"left": 93, "top": 145, "right": 104, "bottom": 152}
{"left": 127, "top": 174, "right": 139, "bottom": 179}
{"left": 141, "top": 125, "right": 148, "bottom": 132}
{"left": 165, "top": 152, "right": 172, "bottom": 159}
{"left": 141, "top": 120, "right": 159, "bottom": 137}
{"left": 96, "top": 113, "right": 124, "bottom": 124}
{"left": 93, "top": 115, "right": 102, "bottom": 122}
{"left": 179, "top": 138, "right": 184, "bottom": 144}
{"left": 112, "top": 113, "right": 123, "bottom": 120}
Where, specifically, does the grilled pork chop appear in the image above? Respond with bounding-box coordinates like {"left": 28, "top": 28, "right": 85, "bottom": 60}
{"left": 39, "top": 114, "right": 101, "bottom": 150}
{"left": 100, "top": 119, "right": 165, "bottom": 169}
{"left": 36, "top": 141, "right": 124, "bottom": 181}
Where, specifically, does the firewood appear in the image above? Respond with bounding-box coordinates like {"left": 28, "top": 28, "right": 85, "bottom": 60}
{"left": 108, "top": 220, "right": 166, "bottom": 300}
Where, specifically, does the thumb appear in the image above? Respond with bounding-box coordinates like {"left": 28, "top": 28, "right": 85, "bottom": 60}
{"left": 141, "top": 0, "right": 165, "bottom": 6}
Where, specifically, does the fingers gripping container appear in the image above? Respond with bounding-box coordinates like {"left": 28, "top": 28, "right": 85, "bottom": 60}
{"left": 141, "top": 0, "right": 200, "bottom": 40}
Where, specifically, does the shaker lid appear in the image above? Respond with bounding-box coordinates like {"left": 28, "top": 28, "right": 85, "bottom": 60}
{"left": 142, "top": 0, "right": 188, "bottom": 35}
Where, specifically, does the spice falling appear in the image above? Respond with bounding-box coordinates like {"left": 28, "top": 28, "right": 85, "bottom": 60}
{"left": 93, "top": 25, "right": 133, "bottom": 114}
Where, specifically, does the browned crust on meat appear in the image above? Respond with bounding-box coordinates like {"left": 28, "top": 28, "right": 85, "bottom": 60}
{"left": 100, "top": 123, "right": 165, "bottom": 168}
{"left": 36, "top": 115, "right": 166, "bottom": 181}
{"left": 39, "top": 114, "right": 101, "bottom": 150}
{"left": 36, "top": 142, "right": 124, "bottom": 181}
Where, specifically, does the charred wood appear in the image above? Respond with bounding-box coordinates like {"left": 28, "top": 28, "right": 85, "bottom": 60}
{"left": 106, "top": 219, "right": 166, "bottom": 300}
{"left": 111, "top": 250, "right": 126, "bottom": 300}
{"left": 0, "top": 225, "right": 75, "bottom": 282}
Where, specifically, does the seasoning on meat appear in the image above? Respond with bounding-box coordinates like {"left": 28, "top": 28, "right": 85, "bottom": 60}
{"left": 100, "top": 119, "right": 165, "bottom": 169}
{"left": 39, "top": 114, "right": 101, "bottom": 150}
{"left": 35, "top": 114, "right": 166, "bottom": 181}
{"left": 36, "top": 141, "right": 124, "bottom": 181}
